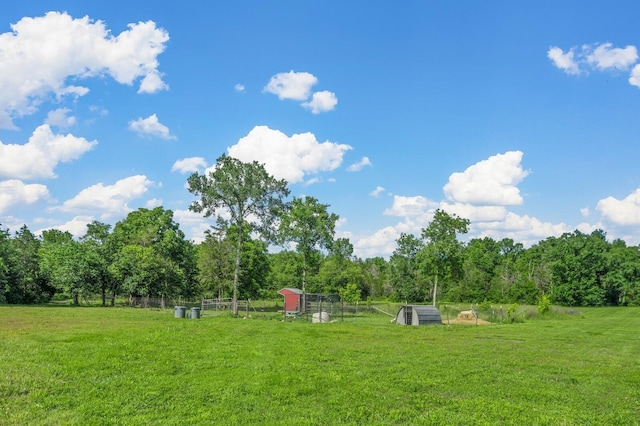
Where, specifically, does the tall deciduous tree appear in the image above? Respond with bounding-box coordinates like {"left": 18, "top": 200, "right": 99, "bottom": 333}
{"left": 81, "top": 221, "right": 114, "bottom": 306}
{"left": 7, "top": 226, "right": 52, "bottom": 304}
{"left": 419, "top": 209, "right": 469, "bottom": 305}
{"left": 187, "top": 154, "right": 289, "bottom": 314}
{"left": 389, "top": 233, "right": 425, "bottom": 301}
{"left": 278, "top": 196, "right": 338, "bottom": 293}
{"left": 108, "top": 207, "right": 197, "bottom": 303}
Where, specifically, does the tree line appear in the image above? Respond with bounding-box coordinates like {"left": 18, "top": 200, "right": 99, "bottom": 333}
{"left": 2, "top": 155, "right": 639, "bottom": 308}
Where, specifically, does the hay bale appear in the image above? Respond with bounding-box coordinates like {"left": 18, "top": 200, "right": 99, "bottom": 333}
{"left": 457, "top": 310, "right": 476, "bottom": 320}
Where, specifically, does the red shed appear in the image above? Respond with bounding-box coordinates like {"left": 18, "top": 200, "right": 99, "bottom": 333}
{"left": 278, "top": 288, "right": 303, "bottom": 316}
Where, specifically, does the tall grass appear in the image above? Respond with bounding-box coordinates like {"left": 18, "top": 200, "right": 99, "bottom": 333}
{"left": 1, "top": 305, "right": 639, "bottom": 424}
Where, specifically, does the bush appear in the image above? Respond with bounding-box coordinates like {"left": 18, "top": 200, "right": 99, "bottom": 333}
{"left": 537, "top": 294, "right": 551, "bottom": 315}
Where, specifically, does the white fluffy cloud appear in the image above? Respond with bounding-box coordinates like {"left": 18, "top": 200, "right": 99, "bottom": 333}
{"left": 596, "top": 188, "right": 640, "bottom": 226}
{"left": 0, "top": 11, "right": 169, "bottom": 128}
{"left": 264, "top": 71, "right": 338, "bottom": 113}
{"left": 549, "top": 43, "right": 640, "bottom": 87}
{"left": 587, "top": 43, "right": 638, "bottom": 71}
{"left": 234, "top": 83, "right": 246, "bottom": 92}
{"left": 351, "top": 151, "right": 572, "bottom": 258}
{"left": 548, "top": 47, "right": 580, "bottom": 75}
{"left": 473, "top": 212, "right": 569, "bottom": 246}
{"left": 38, "top": 215, "right": 95, "bottom": 238}
{"left": 384, "top": 195, "right": 438, "bottom": 218}
{"left": 370, "top": 186, "right": 386, "bottom": 197}
{"left": 347, "top": 156, "right": 372, "bottom": 172}
{"left": 227, "top": 125, "right": 352, "bottom": 183}
{"left": 172, "top": 209, "right": 212, "bottom": 244}
{"left": 172, "top": 157, "right": 208, "bottom": 174}
{"left": 55, "top": 175, "right": 153, "bottom": 219}
{"left": 443, "top": 151, "right": 529, "bottom": 205}
{"left": 128, "top": 114, "right": 175, "bottom": 139}
{"left": 263, "top": 71, "right": 318, "bottom": 100}
{"left": 302, "top": 91, "right": 338, "bottom": 114}
{"left": 0, "top": 125, "right": 97, "bottom": 180}
{"left": 0, "top": 179, "right": 50, "bottom": 214}
{"left": 45, "top": 108, "right": 76, "bottom": 128}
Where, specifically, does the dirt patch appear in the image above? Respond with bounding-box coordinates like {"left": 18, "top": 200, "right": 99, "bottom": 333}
{"left": 444, "top": 318, "right": 492, "bottom": 325}
{"left": 442, "top": 310, "right": 492, "bottom": 325}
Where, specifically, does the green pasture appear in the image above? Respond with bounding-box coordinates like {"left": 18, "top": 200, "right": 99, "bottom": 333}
{"left": 1, "top": 305, "right": 639, "bottom": 425}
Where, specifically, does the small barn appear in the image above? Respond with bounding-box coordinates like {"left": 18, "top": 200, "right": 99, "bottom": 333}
{"left": 278, "top": 288, "right": 303, "bottom": 316}
{"left": 395, "top": 305, "right": 442, "bottom": 326}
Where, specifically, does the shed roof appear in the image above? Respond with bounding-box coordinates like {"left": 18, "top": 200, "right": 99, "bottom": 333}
{"left": 278, "top": 288, "right": 303, "bottom": 295}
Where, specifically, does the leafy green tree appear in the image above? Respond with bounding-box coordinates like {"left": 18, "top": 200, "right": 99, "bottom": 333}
{"left": 361, "top": 257, "right": 390, "bottom": 299}
{"left": 454, "top": 237, "right": 501, "bottom": 302}
{"left": 40, "top": 229, "right": 111, "bottom": 305}
{"left": 0, "top": 226, "right": 11, "bottom": 303}
{"left": 278, "top": 196, "right": 338, "bottom": 293}
{"left": 317, "top": 238, "right": 365, "bottom": 296}
{"left": 549, "top": 230, "right": 609, "bottom": 306}
{"left": 418, "top": 210, "right": 469, "bottom": 305}
{"left": 80, "top": 221, "right": 114, "bottom": 306}
{"left": 388, "top": 233, "right": 425, "bottom": 301}
{"left": 108, "top": 207, "right": 197, "bottom": 303}
{"left": 187, "top": 154, "right": 289, "bottom": 314}
{"left": 339, "top": 282, "right": 362, "bottom": 304}
{"left": 495, "top": 238, "right": 524, "bottom": 302}
{"left": 605, "top": 239, "right": 640, "bottom": 306}
{"left": 266, "top": 250, "right": 303, "bottom": 293}
{"left": 6, "top": 226, "right": 52, "bottom": 304}
{"left": 197, "top": 226, "right": 234, "bottom": 298}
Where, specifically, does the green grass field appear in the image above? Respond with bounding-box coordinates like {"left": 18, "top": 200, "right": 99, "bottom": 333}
{"left": 1, "top": 305, "right": 639, "bottom": 425}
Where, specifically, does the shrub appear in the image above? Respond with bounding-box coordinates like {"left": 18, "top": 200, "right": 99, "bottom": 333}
{"left": 537, "top": 294, "right": 551, "bottom": 315}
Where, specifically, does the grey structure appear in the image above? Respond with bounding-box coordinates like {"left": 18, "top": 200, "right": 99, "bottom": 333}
{"left": 395, "top": 305, "right": 442, "bottom": 326}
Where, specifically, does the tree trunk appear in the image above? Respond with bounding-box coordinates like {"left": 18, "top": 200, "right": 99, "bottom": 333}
{"left": 232, "top": 233, "right": 242, "bottom": 316}
{"left": 432, "top": 271, "right": 438, "bottom": 307}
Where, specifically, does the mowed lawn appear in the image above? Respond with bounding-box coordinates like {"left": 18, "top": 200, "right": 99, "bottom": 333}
{"left": 1, "top": 306, "right": 639, "bottom": 425}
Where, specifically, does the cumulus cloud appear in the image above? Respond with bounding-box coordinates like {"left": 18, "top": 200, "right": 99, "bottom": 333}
{"left": 128, "top": 114, "right": 175, "bottom": 139}
{"left": 302, "top": 91, "right": 338, "bottom": 114}
{"left": 38, "top": 215, "right": 95, "bottom": 238}
{"left": 350, "top": 151, "right": 568, "bottom": 258}
{"left": 346, "top": 156, "right": 372, "bottom": 172}
{"left": 353, "top": 226, "right": 403, "bottom": 260}
{"left": 45, "top": 108, "right": 76, "bottom": 128}
{"left": 473, "top": 212, "right": 569, "bottom": 246}
{"left": 384, "top": 195, "right": 438, "bottom": 218}
{"left": 370, "top": 186, "right": 386, "bottom": 197}
{"left": 172, "top": 157, "right": 207, "bottom": 174}
{"left": 439, "top": 202, "right": 508, "bottom": 223}
{"left": 0, "top": 11, "right": 169, "bottom": 128}
{"left": 0, "top": 124, "right": 97, "bottom": 180}
{"left": 264, "top": 71, "right": 338, "bottom": 113}
{"left": 55, "top": 175, "right": 153, "bottom": 219}
{"left": 549, "top": 42, "right": 640, "bottom": 89}
{"left": 173, "top": 209, "right": 214, "bottom": 244}
{"left": 0, "top": 179, "right": 50, "bottom": 214}
{"left": 443, "top": 151, "right": 529, "bottom": 206}
{"left": 263, "top": 71, "right": 318, "bottom": 100}
{"left": 234, "top": 83, "right": 245, "bottom": 92}
{"left": 628, "top": 65, "right": 640, "bottom": 88}
{"left": 586, "top": 43, "right": 638, "bottom": 71}
{"left": 548, "top": 47, "right": 580, "bottom": 75}
{"left": 596, "top": 188, "right": 640, "bottom": 226}
{"left": 227, "top": 125, "right": 352, "bottom": 183}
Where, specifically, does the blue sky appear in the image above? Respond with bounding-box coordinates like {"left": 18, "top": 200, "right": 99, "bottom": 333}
{"left": 2, "top": 1, "right": 640, "bottom": 258}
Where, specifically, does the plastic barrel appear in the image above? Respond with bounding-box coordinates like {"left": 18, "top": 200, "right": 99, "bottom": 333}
{"left": 174, "top": 306, "right": 187, "bottom": 318}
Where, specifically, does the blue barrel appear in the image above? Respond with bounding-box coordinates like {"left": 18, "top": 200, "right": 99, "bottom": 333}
{"left": 174, "top": 306, "right": 187, "bottom": 318}
{"left": 190, "top": 307, "right": 201, "bottom": 319}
